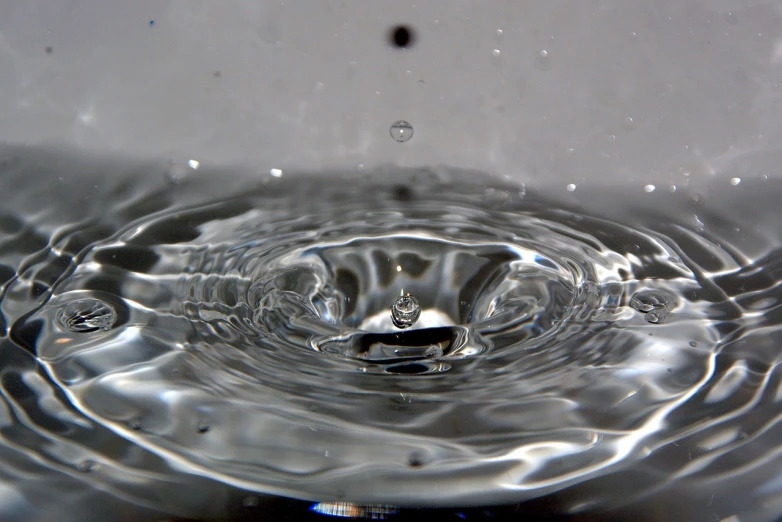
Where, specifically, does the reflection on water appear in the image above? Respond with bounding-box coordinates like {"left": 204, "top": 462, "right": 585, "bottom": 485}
{"left": 0, "top": 146, "right": 781, "bottom": 521}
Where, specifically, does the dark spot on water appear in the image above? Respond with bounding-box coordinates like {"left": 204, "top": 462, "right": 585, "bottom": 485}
{"left": 78, "top": 460, "right": 96, "bottom": 472}
{"left": 407, "top": 452, "right": 425, "bottom": 468}
{"left": 392, "top": 185, "right": 414, "bottom": 201}
{"left": 45, "top": 46, "right": 53, "bottom": 54}
{"left": 387, "top": 363, "right": 429, "bottom": 374}
{"left": 389, "top": 25, "right": 415, "bottom": 49}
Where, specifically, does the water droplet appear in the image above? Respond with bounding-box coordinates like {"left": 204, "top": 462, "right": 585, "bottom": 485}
{"left": 243, "top": 496, "right": 261, "bottom": 508}
{"left": 197, "top": 421, "right": 210, "bottom": 433}
{"left": 270, "top": 168, "right": 283, "bottom": 178}
{"left": 567, "top": 183, "right": 577, "bottom": 192}
{"left": 391, "top": 295, "right": 421, "bottom": 329}
{"left": 630, "top": 289, "right": 674, "bottom": 323}
{"left": 535, "top": 49, "right": 552, "bottom": 71}
{"left": 669, "top": 185, "right": 677, "bottom": 193}
{"left": 644, "top": 184, "right": 656, "bottom": 193}
{"left": 187, "top": 159, "right": 200, "bottom": 170}
{"left": 607, "top": 134, "right": 616, "bottom": 143}
{"left": 57, "top": 299, "right": 117, "bottom": 333}
{"left": 730, "top": 177, "right": 741, "bottom": 186}
{"left": 496, "top": 29, "right": 504, "bottom": 40}
{"left": 492, "top": 49, "right": 501, "bottom": 57}
{"left": 725, "top": 12, "right": 738, "bottom": 25}
{"left": 390, "top": 120, "right": 414, "bottom": 143}
{"left": 417, "top": 79, "right": 425, "bottom": 87}
{"left": 689, "top": 341, "right": 698, "bottom": 347}
{"left": 763, "top": 174, "right": 769, "bottom": 181}
{"left": 624, "top": 117, "right": 636, "bottom": 130}
{"left": 356, "top": 163, "right": 365, "bottom": 172}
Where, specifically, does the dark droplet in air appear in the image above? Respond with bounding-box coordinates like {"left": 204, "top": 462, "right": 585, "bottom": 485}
{"left": 389, "top": 25, "right": 415, "bottom": 48}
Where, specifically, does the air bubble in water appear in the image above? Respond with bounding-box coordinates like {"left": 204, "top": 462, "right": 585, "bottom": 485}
{"left": 630, "top": 290, "right": 674, "bottom": 324}
{"left": 730, "top": 177, "right": 741, "bottom": 186}
{"left": 496, "top": 29, "right": 503, "bottom": 40}
{"left": 391, "top": 295, "right": 421, "bottom": 329}
{"left": 57, "top": 298, "right": 116, "bottom": 333}
{"left": 492, "top": 49, "right": 501, "bottom": 57}
{"left": 390, "top": 120, "right": 414, "bottom": 143}
{"left": 567, "top": 183, "right": 577, "bottom": 192}
{"left": 644, "top": 184, "right": 656, "bottom": 193}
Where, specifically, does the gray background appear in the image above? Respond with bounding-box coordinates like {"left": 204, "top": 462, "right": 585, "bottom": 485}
{"left": 1, "top": 1, "right": 780, "bottom": 191}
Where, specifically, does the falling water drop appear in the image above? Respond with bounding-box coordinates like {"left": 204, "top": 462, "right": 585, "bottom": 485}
{"left": 391, "top": 295, "right": 421, "bottom": 329}
{"left": 57, "top": 299, "right": 117, "bottom": 333}
{"left": 390, "top": 120, "right": 414, "bottom": 143}
{"left": 535, "top": 49, "right": 552, "bottom": 71}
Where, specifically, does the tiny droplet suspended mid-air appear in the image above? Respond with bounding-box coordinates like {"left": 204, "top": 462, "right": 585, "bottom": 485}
{"left": 390, "top": 120, "right": 414, "bottom": 143}
{"left": 391, "top": 295, "right": 421, "bottom": 329}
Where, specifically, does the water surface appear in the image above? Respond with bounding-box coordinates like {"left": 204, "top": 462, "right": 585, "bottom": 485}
{"left": 0, "top": 147, "right": 781, "bottom": 521}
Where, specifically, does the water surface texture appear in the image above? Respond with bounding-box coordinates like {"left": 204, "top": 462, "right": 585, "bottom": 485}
{"left": 1, "top": 147, "right": 781, "bottom": 521}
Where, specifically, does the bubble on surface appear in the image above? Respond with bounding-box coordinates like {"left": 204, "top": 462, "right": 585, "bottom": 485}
{"left": 390, "top": 120, "right": 414, "bottom": 143}
{"left": 56, "top": 298, "right": 116, "bottom": 333}
{"left": 391, "top": 295, "right": 422, "bottom": 329}
{"left": 630, "top": 290, "right": 675, "bottom": 323}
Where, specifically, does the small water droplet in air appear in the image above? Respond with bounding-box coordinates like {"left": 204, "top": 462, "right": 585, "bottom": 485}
{"left": 624, "top": 117, "right": 636, "bottom": 130}
{"left": 187, "top": 159, "right": 200, "bottom": 170}
{"left": 243, "top": 496, "right": 261, "bottom": 508}
{"left": 730, "top": 177, "right": 741, "bottom": 186}
{"left": 57, "top": 299, "right": 117, "bottom": 333}
{"left": 492, "top": 49, "right": 501, "bottom": 57}
{"left": 567, "top": 183, "right": 577, "bottom": 192}
{"left": 197, "top": 421, "right": 210, "bottom": 433}
{"left": 356, "top": 163, "right": 365, "bottom": 172}
{"left": 669, "top": 185, "right": 677, "bottom": 192}
{"left": 644, "top": 184, "right": 655, "bottom": 193}
{"left": 535, "top": 49, "right": 552, "bottom": 71}
{"left": 630, "top": 290, "right": 674, "bottom": 323}
{"left": 391, "top": 295, "right": 421, "bottom": 329}
{"left": 763, "top": 174, "right": 769, "bottom": 181}
{"left": 390, "top": 120, "right": 414, "bottom": 143}
{"left": 607, "top": 134, "right": 616, "bottom": 143}
{"left": 417, "top": 79, "right": 425, "bottom": 87}
{"left": 496, "top": 29, "right": 504, "bottom": 40}
{"left": 725, "top": 12, "right": 738, "bottom": 25}
{"left": 688, "top": 193, "right": 703, "bottom": 206}
{"left": 270, "top": 168, "right": 283, "bottom": 178}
